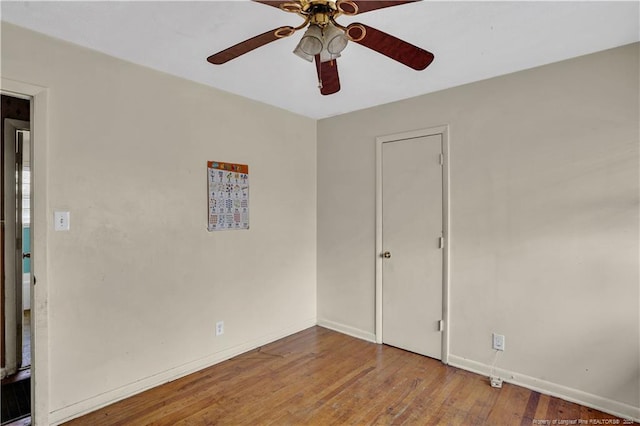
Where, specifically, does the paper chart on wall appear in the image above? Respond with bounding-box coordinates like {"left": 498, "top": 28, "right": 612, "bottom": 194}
{"left": 208, "top": 161, "right": 249, "bottom": 231}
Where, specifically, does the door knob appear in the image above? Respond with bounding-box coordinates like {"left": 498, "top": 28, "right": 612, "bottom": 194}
{"left": 382, "top": 251, "right": 391, "bottom": 259}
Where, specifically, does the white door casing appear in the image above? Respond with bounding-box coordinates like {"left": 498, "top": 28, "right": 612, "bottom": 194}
{"left": 2, "top": 78, "right": 50, "bottom": 426}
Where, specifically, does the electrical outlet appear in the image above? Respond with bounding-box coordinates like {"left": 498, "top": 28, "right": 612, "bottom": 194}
{"left": 492, "top": 333, "right": 505, "bottom": 351}
{"left": 490, "top": 376, "right": 503, "bottom": 388}
{"left": 216, "top": 321, "right": 224, "bottom": 336}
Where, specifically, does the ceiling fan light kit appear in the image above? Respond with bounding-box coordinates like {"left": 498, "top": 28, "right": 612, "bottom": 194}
{"left": 324, "top": 24, "right": 349, "bottom": 54}
{"left": 294, "top": 25, "right": 325, "bottom": 59}
{"left": 207, "top": 0, "right": 434, "bottom": 95}
{"left": 293, "top": 23, "right": 348, "bottom": 62}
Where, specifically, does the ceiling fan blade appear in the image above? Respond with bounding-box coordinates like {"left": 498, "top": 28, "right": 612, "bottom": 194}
{"left": 207, "top": 26, "right": 294, "bottom": 65}
{"left": 346, "top": 23, "right": 434, "bottom": 70}
{"left": 315, "top": 55, "right": 341, "bottom": 95}
{"left": 253, "top": 0, "right": 302, "bottom": 12}
{"left": 337, "top": 0, "right": 419, "bottom": 15}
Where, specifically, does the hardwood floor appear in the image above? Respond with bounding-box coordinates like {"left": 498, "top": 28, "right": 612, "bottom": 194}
{"left": 66, "top": 327, "right": 635, "bottom": 425}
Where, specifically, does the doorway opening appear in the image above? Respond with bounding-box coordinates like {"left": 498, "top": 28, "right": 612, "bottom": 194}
{"left": 1, "top": 94, "right": 32, "bottom": 425}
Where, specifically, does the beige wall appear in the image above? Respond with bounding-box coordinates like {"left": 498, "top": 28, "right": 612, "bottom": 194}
{"left": 2, "top": 23, "right": 317, "bottom": 424}
{"left": 318, "top": 43, "right": 639, "bottom": 418}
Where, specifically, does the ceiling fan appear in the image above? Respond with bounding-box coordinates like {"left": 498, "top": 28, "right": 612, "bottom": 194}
{"left": 207, "top": 0, "right": 434, "bottom": 95}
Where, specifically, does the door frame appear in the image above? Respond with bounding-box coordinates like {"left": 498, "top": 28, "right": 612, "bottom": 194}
{"left": 2, "top": 78, "right": 50, "bottom": 425}
{"left": 375, "top": 125, "right": 450, "bottom": 364}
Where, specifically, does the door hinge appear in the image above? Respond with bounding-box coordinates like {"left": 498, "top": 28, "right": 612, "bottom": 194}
{"left": 439, "top": 153, "right": 444, "bottom": 165}
{"left": 438, "top": 236, "right": 444, "bottom": 249}
{"left": 438, "top": 320, "right": 444, "bottom": 332}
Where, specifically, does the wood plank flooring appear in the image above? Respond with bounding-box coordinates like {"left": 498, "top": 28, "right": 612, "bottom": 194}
{"left": 66, "top": 326, "right": 636, "bottom": 425}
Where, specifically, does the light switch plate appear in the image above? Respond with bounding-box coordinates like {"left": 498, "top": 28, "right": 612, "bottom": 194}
{"left": 54, "top": 211, "right": 70, "bottom": 231}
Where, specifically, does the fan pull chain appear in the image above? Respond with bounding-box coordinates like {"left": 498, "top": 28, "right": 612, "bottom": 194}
{"left": 318, "top": 66, "right": 323, "bottom": 90}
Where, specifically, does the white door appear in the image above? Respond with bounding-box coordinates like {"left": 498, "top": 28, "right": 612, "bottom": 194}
{"left": 2, "top": 119, "right": 29, "bottom": 377}
{"left": 381, "top": 134, "right": 443, "bottom": 359}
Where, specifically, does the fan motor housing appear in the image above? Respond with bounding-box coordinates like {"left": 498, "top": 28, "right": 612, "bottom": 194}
{"left": 301, "top": 0, "right": 337, "bottom": 13}
{"left": 303, "top": 1, "right": 338, "bottom": 27}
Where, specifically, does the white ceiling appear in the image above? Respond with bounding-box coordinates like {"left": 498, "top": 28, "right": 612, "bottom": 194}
{"left": 1, "top": 1, "right": 638, "bottom": 119}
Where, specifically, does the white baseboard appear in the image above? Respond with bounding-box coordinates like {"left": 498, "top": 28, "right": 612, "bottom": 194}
{"left": 448, "top": 355, "right": 640, "bottom": 423}
{"left": 317, "top": 318, "right": 376, "bottom": 343}
{"left": 50, "top": 317, "right": 317, "bottom": 425}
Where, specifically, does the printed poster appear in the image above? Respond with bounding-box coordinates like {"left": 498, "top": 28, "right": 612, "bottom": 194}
{"left": 208, "top": 161, "right": 249, "bottom": 231}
